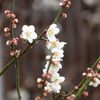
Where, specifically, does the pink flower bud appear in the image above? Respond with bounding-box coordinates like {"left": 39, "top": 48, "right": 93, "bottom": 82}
{"left": 86, "top": 73, "right": 93, "bottom": 79}
{"left": 63, "top": 0, "right": 68, "bottom": 3}
{"left": 46, "top": 55, "right": 51, "bottom": 60}
{"left": 35, "top": 97, "right": 42, "bottom": 100}
{"left": 6, "top": 13, "right": 12, "bottom": 18}
{"left": 5, "top": 32, "right": 11, "bottom": 37}
{"left": 12, "top": 23, "right": 17, "bottom": 28}
{"left": 43, "top": 92, "right": 48, "bottom": 96}
{"left": 13, "top": 18, "right": 18, "bottom": 23}
{"left": 62, "top": 13, "right": 67, "bottom": 18}
{"left": 74, "top": 86, "right": 78, "bottom": 90}
{"left": 10, "top": 51, "right": 15, "bottom": 56}
{"left": 37, "top": 78, "right": 43, "bottom": 83}
{"left": 67, "top": 1, "right": 71, "bottom": 6}
{"left": 87, "top": 67, "right": 91, "bottom": 71}
{"left": 96, "top": 63, "right": 100, "bottom": 70}
{"left": 81, "top": 91, "right": 89, "bottom": 97}
{"left": 37, "top": 83, "right": 43, "bottom": 88}
{"left": 82, "top": 72, "right": 86, "bottom": 77}
{"left": 59, "top": 3, "right": 64, "bottom": 7}
{"left": 10, "top": 13, "right": 16, "bottom": 18}
{"left": 4, "top": 27, "right": 10, "bottom": 32}
{"left": 42, "top": 73, "right": 47, "bottom": 78}
{"left": 6, "top": 40, "right": 12, "bottom": 46}
{"left": 97, "top": 73, "right": 100, "bottom": 78}
{"left": 4, "top": 10, "right": 10, "bottom": 14}
{"left": 65, "top": 5, "right": 70, "bottom": 8}
{"left": 15, "top": 50, "right": 20, "bottom": 56}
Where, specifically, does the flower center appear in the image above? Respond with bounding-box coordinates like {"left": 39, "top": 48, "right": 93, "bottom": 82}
{"left": 25, "top": 31, "right": 32, "bottom": 36}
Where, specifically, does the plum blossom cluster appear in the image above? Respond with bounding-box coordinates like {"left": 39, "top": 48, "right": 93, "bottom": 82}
{"left": 36, "top": 24, "right": 66, "bottom": 100}
{"left": 44, "top": 24, "right": 66, "bottom": 93}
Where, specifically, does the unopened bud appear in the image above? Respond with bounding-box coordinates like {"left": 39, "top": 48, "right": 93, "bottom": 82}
{"left": 4, "top": 10, "right": 11, "bottom": 14}
{"left": 5, "top": 32, "right": 11, "bottom": 37}
{"left": 82, "top": 72, "right": 86, "bottom": 77}
{"left": 86, "top": 73, "right": 93, "bottom": 79}
{"left": 6, "top": 40, "right": 12, "bottom": 46}
{"left": 12, "top": 23, "right": 17, "bottom": 28}
{"left": 4, "top": 27, "right": 10, "bottom": 32}
{"left": 46, "top": 55, "right": 51, "bottom": 60}
{"left": 13, "top": 18, "right": 18, "bottom": 23}
{"left": 59, "top": 2, "right": 64, "bottom": 7}
{"left": 10, "top": 51, "right": 15, "bottom": 56}
{"left": 62, "top": 13, "right": 67, "bottom": 18}
{"left": 81, "top": 91, "right": 89, "bottom": 97}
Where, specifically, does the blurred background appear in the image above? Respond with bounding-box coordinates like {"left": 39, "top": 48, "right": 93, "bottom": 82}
{"left": 0, "top": 0, "right": 100, "bottom": 100}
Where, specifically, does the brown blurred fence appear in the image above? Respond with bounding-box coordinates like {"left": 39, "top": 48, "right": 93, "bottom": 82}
{"left": 0, "top": 0, "right": 100, "bottom": 100}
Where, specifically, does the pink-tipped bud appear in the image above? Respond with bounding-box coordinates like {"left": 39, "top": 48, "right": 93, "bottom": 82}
{"left": 86, "top": 73, "right": 93, "bottom": 79}
{"left": 15, "top": 37, "right": 19, "bottom": 41}
{"left": 42, "top": 73, "right": 47, "bottom": 78}
{"left": 37, "top": 78, "right": 43, "bottom": 83}
{"left": 12, "top": 23, "right": 17, "bottom": 28}
{"left": 4, "top": 27, "right": 10, "bottom": 32}
{"left": 62, "top": 13, "right": 67, "bottom": 18}
{"left": 46, "top": 55, "right": 51, "bottom": 60}
{"left": 15, "top": 50, "right": 20, "bottom": 56}
{"left": 10, "top": 13, "right": 16, "bottom": 18}
{"left": 96, "top": 63, "right": 100, "bottom": 70}
{"left": 35, "top": 97, "right": 42, "bottom": 100}
{"left": 6, "top": 40, "right": 12, "bottom": 46}
{"left": 12, "top": 38, "right": 18, "bottom": 46}
{"left": 82, "top": 72, "right": 86, "bottom": 77}
{"left": 63, "top": 0, "right": 68, "bottom": 3}
{"left": 70, "top": 94, "right": 75, "bottom": 98}
{"left": 6, "top": 14, "right": 12, "bottom": 18}
{"left": 37, "top": 83, "right": 43, "bottom": 88}
{"left": 87, "top": 67, "right": 91, "bottom": 71}
{"left": 74, "top": 86, "right": 78, "bottom": 90}
{"left": 43, "top": 92, "right": 48, "bottom": 96}
{"left": 10, "top": 51, "right": 15, "bottom": 56}
{"left": 81, "top": 91, "right": 89, "bottom": 97}
{"left": 59, "top": 2, "right": 64, "bottom": 7}
{"left": 92, "top": 77, "right": 99, "bottom": 83}
{"left": 66, "top": 5, "right": 70, "bottom": 8}
{"left": 4, "top": 10, "right": 10, "bottom": 14}
{"left": 97, "top": 73, "right": 100, "bottom": 78}
{"left": 13, "top": 18, "right": 18, "bottom": 23}
{"left": 67, "top": 1, "right": 71, "bottom": 6}
{"left": 5, "top": 32, "right": 11, "bottom": 37}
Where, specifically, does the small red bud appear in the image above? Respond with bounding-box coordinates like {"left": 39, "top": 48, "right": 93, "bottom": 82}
{"left": 59, "top": 3, "right": 64, "bottom": 7}
{"left": 62, "top": 13, "right": 67, "bottom": 18}
{"left": 12, "top": 23, "right": 17, "bottom": 28}
{"left": 81, "top": 91, "right": 89, "bottom": 97}
{"left": 86, "top": 73, "right": 93, "bottom": 79}
{"left": 4, "top": 10, "right": 10, "bottom": 14}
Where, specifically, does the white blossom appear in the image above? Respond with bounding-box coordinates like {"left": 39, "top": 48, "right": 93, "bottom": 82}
{"left": 21, "top": 25, "right": 37, "bottom": 43}
{"left": 45, "top": 82, "right": 61, "bottom": 93}
{"left": 89, "top": 78, "right": 100, "bottom": 87}
{"left": 46, "top": 24, "right": 59, "bottom": 42}
{"left": 43, "top": 61, "right": 62, "bottom": 74}
{"left": 46, "top": 40, "right": 66, "bottom": 50}
{"left": 51, "top": 73, "right": 65, "bottom": 84}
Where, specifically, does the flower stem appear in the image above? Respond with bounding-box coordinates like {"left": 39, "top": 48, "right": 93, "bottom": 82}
{"left": 9, "top": 0, "right": 15, "bottom": 51}
{"left": 15, "top": 58, "right": 21, "bottom": 100}
{"left": 52, "top": 3, "right": 67, "bottom": 24}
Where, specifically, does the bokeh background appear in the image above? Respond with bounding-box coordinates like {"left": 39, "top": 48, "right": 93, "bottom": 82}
{"left": 0, "top": 0, "right": 100, "bottom": 100}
